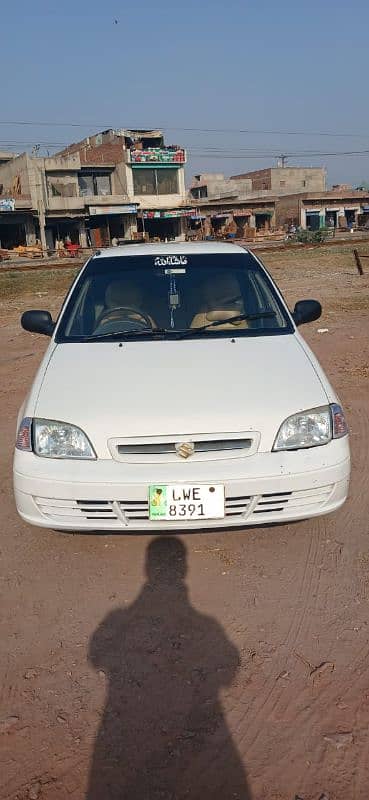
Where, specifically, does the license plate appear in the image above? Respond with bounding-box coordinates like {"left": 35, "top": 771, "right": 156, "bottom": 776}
{"left": 149, "top": 484, "right": 225, "bottom": 521}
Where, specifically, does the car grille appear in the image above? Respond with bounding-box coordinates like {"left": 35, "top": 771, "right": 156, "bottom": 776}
{"left": 35, "top": 498, "right": 120, "bottom": 523}
{"left": 109, "top": 433, "right": 260, "bottom": 463}
{"left": 120, "top": 495, "right": 253, "bottom": 522}
{"left": 34, "top": 484, "right": 334, "bottom": 527}
{"left": 250, "top": 485, "right": 334, "bottom": 517}
{"left": 116, "top": 439, "right": 253, "bottom": 455}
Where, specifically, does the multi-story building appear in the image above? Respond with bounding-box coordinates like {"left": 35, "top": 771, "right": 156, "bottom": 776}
{"left": 276, "top": 186, "right": 369, "bottom": 230}
{"left": 0, "top": 129, "right": 189, "bottom": 251}
{"left": 188, "top": 172, "right": 278, "bottom": 235}
{"left": 230, "top": 166, "right": 327, "bottom": 195}
{"left": 187, "top": 166, "right": 369, "bottom": 238}
{"left": 189, "top": 166, "right": 326, "bottom": 204}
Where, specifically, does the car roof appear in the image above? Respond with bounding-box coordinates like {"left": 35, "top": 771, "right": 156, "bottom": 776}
{"left": 93, "top": 242, "right": 250, "bottom": 259}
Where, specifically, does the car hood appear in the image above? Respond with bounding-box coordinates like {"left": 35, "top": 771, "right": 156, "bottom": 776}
{"left": 34, "top": 335, "right": 329, "bottom": 456}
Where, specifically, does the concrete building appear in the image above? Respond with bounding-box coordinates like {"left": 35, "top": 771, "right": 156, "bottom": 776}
{"left": 229, "top": 166, "right": 327, "bottom": 195}
{"left": 0, "top": 150, "right": 17, "bottom": 167}
{"left": 190, "top": 173, "right": 252, "bottom": 203}
{"left": 57, "top": 128, "right": 188, "bottom": 245}
{"left": 0, "top": 153, "right": 35, "bottom": 249}
{"left": 188, "top": 166, "right": 327, "bottom": 238}
{"left": 190, "top": 166, "right": 326, "bottom": 203}
{"left": 276, "top": 187, "right": 369, "bottom": 230}
{"left": 0, "top": 129, "right": 188, "bottom": 251}
{"left": 188, "top": 173, "right": 278, "bottom": 236}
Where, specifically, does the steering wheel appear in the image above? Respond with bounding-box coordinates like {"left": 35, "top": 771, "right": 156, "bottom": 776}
{"left": 95, "top": 306, "right": 154, "bottom": 333}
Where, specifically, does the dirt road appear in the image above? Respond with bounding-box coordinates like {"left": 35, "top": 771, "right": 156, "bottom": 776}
{"left": 1, "top": 245, "right": 369, "bottom": 800}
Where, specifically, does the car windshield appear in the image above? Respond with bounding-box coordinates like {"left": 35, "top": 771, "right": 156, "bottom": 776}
{"left": 55, "top": 252, "right": 293, "bottom": 342}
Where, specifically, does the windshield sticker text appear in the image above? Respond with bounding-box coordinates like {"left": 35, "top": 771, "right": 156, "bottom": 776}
{"left": 154, "top": 256, "right": 188, "bottom": 267}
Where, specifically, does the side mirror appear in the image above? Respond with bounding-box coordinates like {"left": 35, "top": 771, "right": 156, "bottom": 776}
{"left": 292, "top": 299, "right": 322, "bottom": 327}
{"left": 21, "top": 310, "right": 55, "bottom": 337}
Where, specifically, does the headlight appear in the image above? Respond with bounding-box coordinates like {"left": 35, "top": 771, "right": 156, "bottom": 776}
{"left": 33, "top": 419, "right": 96, "bottom": 459}
{"left": 274, "top": 405, "right": 335, "bottom": 451}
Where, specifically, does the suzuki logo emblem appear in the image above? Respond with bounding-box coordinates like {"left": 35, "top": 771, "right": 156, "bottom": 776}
{"left": 175, "top": 441, "right": 195, "bottom": 459}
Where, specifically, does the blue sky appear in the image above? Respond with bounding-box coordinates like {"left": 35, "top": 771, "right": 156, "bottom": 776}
{"left": 1, "top": 0, "right": 369, "bottom": 186}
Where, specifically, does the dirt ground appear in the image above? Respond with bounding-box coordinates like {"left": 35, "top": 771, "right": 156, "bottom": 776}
{"left": 1, "top": 244, "right": 369, "bottom": 800}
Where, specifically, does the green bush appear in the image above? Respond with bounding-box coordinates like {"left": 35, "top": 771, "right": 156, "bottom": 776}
{"left": 296, "top": 227, "right": 330, "bottom": 244}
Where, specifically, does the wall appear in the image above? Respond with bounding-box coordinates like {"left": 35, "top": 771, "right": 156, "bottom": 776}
{"left": 229, "top": 167, "right": 326, "bottom": 195}
{"left": 275, "top": 194, "right": 301, "bottom": 227}
{"left": 230, "top": 168, "right": 272, "bottom": 190}
{"left": 43, "top": 154, "right": 80, "bottom": 172}
{"left": 131, "top": 193, "right": 185, "bottom": 210}
{"left": 111, "top": 162, "right": 129, "bottom": 197}
{"left": 62, "top": 141, "right": 125, "bottom": 166}
{"left": 270, "top": 168, "right": 326, "bottom": 195}
{"left": 0, "top": 153, "right": 32, "bottom": 199}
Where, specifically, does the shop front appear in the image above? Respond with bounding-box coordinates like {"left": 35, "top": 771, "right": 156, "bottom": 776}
{"left": 0, "top": 205, "right": 36, "bottom": 250}
{"left": 233, "top": 209, "right": 253, "bottom": 237}
{"left": 44, "top": 216, "right": 84, "bottom": 250}
{"left": 138, "top": 209, "right": 195, "bottom": 242}
{"left": 208, "top": 209, "right": 255, "bottom": 239}
{"left": 186, "top": 213, "right": 206, "bottom": 240}
{"left": 254, "top": 210, "right": 273, "bottom": 231}
{"left": 305, "top": 209, "right": 322, "bottom": 231}
{"left": 358, "top": 204, "right": 369, "bottom": 228}
{"left": 87, "top": 205, "right": 138, "bottom": 247}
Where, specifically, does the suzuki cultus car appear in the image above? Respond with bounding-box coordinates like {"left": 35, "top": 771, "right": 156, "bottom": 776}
{"left": 14, "top": 243, "right": 350, "bottom": 532}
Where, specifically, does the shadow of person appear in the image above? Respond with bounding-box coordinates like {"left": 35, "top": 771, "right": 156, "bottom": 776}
{"left": 86, "top": 536, "right": 251, "bottom": 799}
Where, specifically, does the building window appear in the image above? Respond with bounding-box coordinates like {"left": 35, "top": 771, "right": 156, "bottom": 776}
{"left": 279, "top": 180, "right": 286, "bottom": 187}
{"left": 47, "top": 174, "right": 77, "bottom": 198}
{"left": 191, "top": 186, "right": 208, "bottom": 199}
{"left": 302, "top": 180, "right": 307, "bottom": 187}
{"left": 78, "top": 172, "right": 112, "bottom": 197}
{"left": 133, "top": 168, "right": 179, "bottom": 196}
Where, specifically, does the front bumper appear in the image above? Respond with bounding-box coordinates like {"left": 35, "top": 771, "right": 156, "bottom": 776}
{"left": 13, "top": 439, "right": 351, "bottom": 531}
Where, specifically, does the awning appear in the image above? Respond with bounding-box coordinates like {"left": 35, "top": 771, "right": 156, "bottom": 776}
{"left": 89, "top": 204, "right": 138, "bottom": 216}
{"left": 141, "top": 209, "right": 195, "bottom": 219}
{"left": 232, "top": 209, "right": 252, "bottom": 217}
{"left": 254, "top": 210, "right": 273, "bottom": 217}
{"left": 362, "top": 205, "right": 369, "bottom": 212}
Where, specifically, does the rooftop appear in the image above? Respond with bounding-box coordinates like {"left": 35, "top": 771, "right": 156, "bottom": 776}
{"left": 0, "top": 150, "right": 17, "bottom": 161}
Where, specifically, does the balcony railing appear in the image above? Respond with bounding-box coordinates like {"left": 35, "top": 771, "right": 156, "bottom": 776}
{"left": 129, "top": 147, "right": 186, "bottom": 165}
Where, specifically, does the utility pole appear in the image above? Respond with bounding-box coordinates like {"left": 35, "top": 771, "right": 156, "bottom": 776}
{"left": 33, "top": 159, "right": 47, "bottom": 256}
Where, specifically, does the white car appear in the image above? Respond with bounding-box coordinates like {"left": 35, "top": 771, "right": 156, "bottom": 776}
{"left": 14, "top": 242, "right": 350, "bottom": 532}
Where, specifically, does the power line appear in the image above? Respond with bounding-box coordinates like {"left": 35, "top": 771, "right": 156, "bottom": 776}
{"left": 187, "top": 149, "right": 369, "bottom": 159}
{"left": 0, "top": 119, "right": 369, "bottom": 139}
{"left": 1, "top": 139, "right": 369, "bottom": 159}
{"left": 0, "top": 141, "right": 67, "bottom": 148}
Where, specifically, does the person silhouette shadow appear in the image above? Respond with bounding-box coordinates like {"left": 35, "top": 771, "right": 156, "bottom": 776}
{"left": 86, "top": 536, "right": 252, "bottom": 799}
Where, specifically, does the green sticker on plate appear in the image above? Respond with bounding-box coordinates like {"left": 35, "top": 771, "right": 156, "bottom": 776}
{"left": 149, "top": 485, "right": 167, "bottom": 519}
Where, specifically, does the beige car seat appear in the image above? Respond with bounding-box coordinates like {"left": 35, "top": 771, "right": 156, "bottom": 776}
{"left": 190, "top": 272, "right": 248, "bottom": 330}
{"left": 94, "top": 278, "right": 156, "bottom": 332}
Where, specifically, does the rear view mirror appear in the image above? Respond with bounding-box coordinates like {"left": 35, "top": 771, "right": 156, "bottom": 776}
{"left": 292, "top": 300, "right": 322, "bottom": 327}
{"left": 21, "top": 310, "right": 55, "bottom": 337}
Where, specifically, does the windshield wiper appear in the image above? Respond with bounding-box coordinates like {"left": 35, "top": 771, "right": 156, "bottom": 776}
{"left": 176, "top": 311, "right": 277, "bottom": 339}
{"left": 81, "top": 311, "right": 277, "bottom": 341}
{"left": 81, "top": 327, "right": 175, "bottom": 341}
